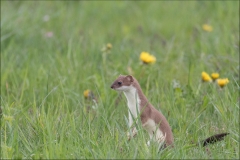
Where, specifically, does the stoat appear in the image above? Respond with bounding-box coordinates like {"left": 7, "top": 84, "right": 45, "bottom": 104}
{"left": 110, "top": 75, "right": 229, "bottom": 148}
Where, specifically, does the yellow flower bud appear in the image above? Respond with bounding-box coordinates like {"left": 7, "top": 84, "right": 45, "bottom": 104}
{"left": 106, "top": 43, "right": 112, "bottom": 49}
{"left": 202, "top": 71, "right": 212, "bottom": 82}
{"left": 211, "top": 73, "right": 220, "bottom": 81}
{"left": 140, "top": 52, "right": 156, "bottom": 64}
{"left": 83, "top": 89, "right": 91, "bottom": 98}
{"left": 202, "top": 24, "right": 213, "bottom": 32}
{"left": 217, "top": 78, "right": 229, "bottom": 88}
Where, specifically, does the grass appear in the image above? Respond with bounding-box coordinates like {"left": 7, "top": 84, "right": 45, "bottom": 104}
{"left": 1, "top": 1, "right": 239, "bottom": 159}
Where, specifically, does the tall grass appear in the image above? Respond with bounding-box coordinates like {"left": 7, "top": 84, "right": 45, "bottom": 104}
{"left": 1, "top": 1, "right": 239, "bottom": 159}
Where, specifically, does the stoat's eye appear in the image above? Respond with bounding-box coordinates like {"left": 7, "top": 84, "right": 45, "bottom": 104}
{"left": 117, "top": 81, "right": 122, "bottom": 85}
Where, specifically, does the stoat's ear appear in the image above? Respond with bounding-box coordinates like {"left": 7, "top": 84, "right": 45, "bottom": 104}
{"left": 126, "top": 75, "right": 134, "bottom": 82}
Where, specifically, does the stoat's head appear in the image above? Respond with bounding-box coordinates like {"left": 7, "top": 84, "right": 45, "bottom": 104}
{"left": 110, "top": 75, "right": 134, "bottom": 91}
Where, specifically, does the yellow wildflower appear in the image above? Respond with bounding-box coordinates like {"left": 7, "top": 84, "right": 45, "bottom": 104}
{"left": 211, "top": 73, "right": 219, "bottom": 81}
{"left": 202, "top": 24, "right": 213, "bottom": 32}
{"left": 140, "top": 52, "right": 156, "bottom": 64}
{"left": 202, "top": 71, "right": 212, "bottom": 82}
{"left": 101, "top": 43, "right": 112, "bottom": 53}
{"left": 106, "top": 43, "right": 112, "bottom": 50}
{"left": 217, "top": 78, "right": 229, "bottom": 88}
{"left": 84, "top": 89, "right": 91, "bottom": 98}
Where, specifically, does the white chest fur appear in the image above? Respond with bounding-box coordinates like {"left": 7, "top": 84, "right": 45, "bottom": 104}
{"left": 123, "top": 86, "right": 140, "bottom": 119}
{"left": 124, "top": 86, "right": 141, "bottom": 127}
{"left": 121, "top": 85, "right": 166, "bottom": 145}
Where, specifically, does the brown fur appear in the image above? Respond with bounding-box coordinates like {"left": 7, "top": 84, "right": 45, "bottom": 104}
{"left": 111, "top": 75, "right": 174, "bottom": 147}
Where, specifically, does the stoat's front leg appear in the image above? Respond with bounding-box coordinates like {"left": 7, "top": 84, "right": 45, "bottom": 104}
{"left": 127, "top": 112, "right": 137, "bottom": 140}
{"left": 127, "top": 127, "right": 137, "bottom": 140}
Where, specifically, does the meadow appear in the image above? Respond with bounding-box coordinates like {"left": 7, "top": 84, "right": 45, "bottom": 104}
{"left": 1, "top": 1, "right": 239, "bottom": 159}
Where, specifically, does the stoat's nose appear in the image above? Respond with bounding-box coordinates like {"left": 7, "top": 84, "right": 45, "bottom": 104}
{"left": 110, "top": 85, "right": 114, "bottom": 89}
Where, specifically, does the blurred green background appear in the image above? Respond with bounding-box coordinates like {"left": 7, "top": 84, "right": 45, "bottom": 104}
{"left": 1, "top": 1, "right": 239, "bottom": 159}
